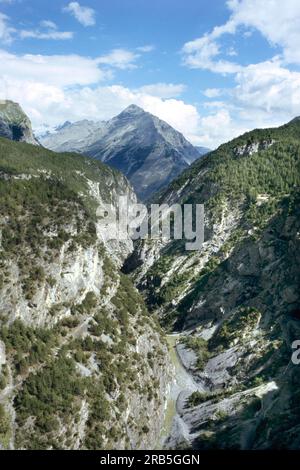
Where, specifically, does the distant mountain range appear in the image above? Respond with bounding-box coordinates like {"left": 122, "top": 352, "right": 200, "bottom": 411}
{"left": 40, "top": 105, "right": 209, "bottom": 200}
{"left": 196, "top": 146, "right": 211, "bottom": 156}
{"left": 0, "top": 101, "right": 210, "bottom": 200}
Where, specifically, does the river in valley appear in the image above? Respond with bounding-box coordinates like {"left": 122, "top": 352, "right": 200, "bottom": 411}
{"left": 157, "top": 335, "right": 205, "bottom": 449}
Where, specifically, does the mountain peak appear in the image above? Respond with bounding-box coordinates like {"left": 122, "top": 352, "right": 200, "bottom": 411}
{"left": 55, "top": 121, "right": 72, "bottom": 131}
{"left": 40, "top": 105, "right": 203, "bottom": 200}
{"left": 121, "top": 104, "right": 146, "bottom": 115}
{"left": 0, "top": 100, "right": 39, "bottom": 145}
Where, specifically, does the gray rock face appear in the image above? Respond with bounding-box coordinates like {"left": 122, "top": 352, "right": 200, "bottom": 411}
{"left": 40, "top": 105, "right": 201, "bottom": 200}
{"left": 130, "top": 117, "right": 300, "bottom": 450}
{"left": 40, "top": 119, "right": 106, "bottom": 154}
{"left": 0, "top": 100, "right": 39, "bottom": 145}
{"left": 157, "top": 197, "right": 300, "bottom": 450}
{"left": 234, "top": 139, "right": 276, "bottom": 157}
{"left": 0, "top": 136, "right": 171, "bottom": 451}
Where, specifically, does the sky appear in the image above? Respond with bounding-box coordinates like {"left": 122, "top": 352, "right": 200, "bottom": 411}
{"left": 0, "top": 0, "right": 300, "bottom": 148}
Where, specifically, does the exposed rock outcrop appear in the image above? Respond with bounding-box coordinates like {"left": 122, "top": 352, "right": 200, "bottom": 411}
{"left": 0, "top": 136, "right": 170, "bottom": 450}
{"left": 130, "top": 117, "right": 300, "bottom": 449}
{"left": 0, "top": 100, "right": 39, "bottom": 145}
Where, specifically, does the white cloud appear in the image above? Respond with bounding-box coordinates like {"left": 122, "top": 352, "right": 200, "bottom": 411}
{"left": 182, "top": 34, "right": 242, "bottom": 74}
{"left": 137, "top": 83, "right": 186, "bottom": 98}
{"left": 0, "top": 49, "right": 109, "bottom": 86}
{"left": 136, "top": 45, "right": 155, "bottom": 53}
{"left": 179, "top": 0, "right": 300, "bottom": 146}
{"left": 1, "top": 66, "right": 250, "bottom": 149}
{"left": 182, "top": 0, "right": 300, "bottom": 72}
{"left": 203, "top": 88, "right": 222, "bottom": 98}
{"left": 0, "top": 11, "right": 16, "bottom": 43}
{"left": 0, "top": 13, "right": 73, "bottom": 42}
{"left": 227, "top": 46, "right": 237, "bottom": 57}
{"left": 199, "top": 59, "right": 300, "bottom": 146}
{"left": 2, "top": 48, "right": 296, "bottom": 149}
{"left": 20, "top": 29, "right": 73, "bottom": 40}
{"left": 64, "top": 2, "right": 96, "bottom": 27}
{"left": 0, "top": 46, "right": 200, "bottom": 142}
{"left": 40, "top": 20, "right": 58, "bottom": 30}
{"left": 233, "top": 59, "right": 300, "bottom": 119}
{"left": 227, "top": 0, "right": 300, "bottom": 65}
{"left": 198, "top": 109, "right": 245, "bottom": 146}
{"left": 97, "top": 49, "right": 140, "bottom": 70}
{"left": 203, "top": 101, "right": 228, "bottom": 109}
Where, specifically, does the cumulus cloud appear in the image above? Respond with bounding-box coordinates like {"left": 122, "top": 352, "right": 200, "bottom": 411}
{"left": 19, "top": 31, "right": 73, "bottom": 40}
{"left": 199, "top": 58, "right": 300, "bottom": 145}
{"left": 64, "top": 2, "right": 96, "bottom": 27}
{"left": 0, "top": 63, "right": 249, "bottom": 149}
{"left": 0, "top": 49, "right": 110, "bottom": 86}
{"left": 0, "top": 54, "right": 205, "bottom": 144}
{"left": 4, "top": 81, "right": 196, "bottom": 139}
{"left": 97, "top": 49, "right": 140, "bottom": 70}
{"left": 2, "top": 47, "right": 296, "bottom": 149}
{"left": 233, "top": 59, "right": 300, "bottom": 121}
{"left": 227, "top": 0, "right": 300, "bottom": 65}
{"left": 197, "top": 109, "right": 245, "bottom": 146}
{"left": 182, "top": 32, "right": 242, "bottom": 74}
{"left": 198, "top": 59, "right": 300, "bottom": 146}
{"left": 182, "top": 0, "right": 300, "bottom": 72}
{"left": 0, "top": 11, "right": 16, "bottom": 43}
{"left": 179, "top": 0, "right": 300, "bottom": 146}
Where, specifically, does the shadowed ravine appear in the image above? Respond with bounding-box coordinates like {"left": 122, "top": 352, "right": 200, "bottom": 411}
{"left": 158, "top": 335, "right": 205, "bottom": 449}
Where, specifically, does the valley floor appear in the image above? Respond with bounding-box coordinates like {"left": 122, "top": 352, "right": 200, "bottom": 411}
{"left": 159, "top": 335, "right": 205, "bottom": 449}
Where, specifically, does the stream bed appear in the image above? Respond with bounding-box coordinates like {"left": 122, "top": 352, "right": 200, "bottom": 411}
{"left": 158, "top": 335, "right": 205, "bottom": 449}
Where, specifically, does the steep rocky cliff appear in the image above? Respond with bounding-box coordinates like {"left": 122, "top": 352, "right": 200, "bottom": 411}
{"left": 0, "top": 101, "right": 39, "bottom": 146}
{"left": 128, "top": 118, "right": 300, "bottom": 449}
{"left": 0, "top": 137, "right": 170, "bottom": 450}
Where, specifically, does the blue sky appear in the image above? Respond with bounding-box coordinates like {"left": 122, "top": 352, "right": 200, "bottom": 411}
{"left": 0, "top": 0, "right": 300, "bottom": 147}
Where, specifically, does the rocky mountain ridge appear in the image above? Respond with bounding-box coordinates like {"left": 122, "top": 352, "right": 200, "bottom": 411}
{"left": 40, "top": 105, "right": 202, "bottom": 200}
{"left": 128, "top": 117, "right": 300, "bottom": 449}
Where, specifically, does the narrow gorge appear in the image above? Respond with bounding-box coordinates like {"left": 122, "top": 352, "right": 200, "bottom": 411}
{"left": 0, "top": 101, "right": 300, "bottom": 450}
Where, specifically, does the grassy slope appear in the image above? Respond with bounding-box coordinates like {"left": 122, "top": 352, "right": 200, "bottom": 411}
{"left": 0, "top": 137, "right": 132, "bottom": 215}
